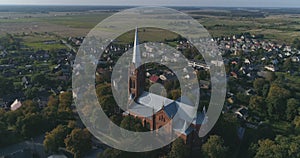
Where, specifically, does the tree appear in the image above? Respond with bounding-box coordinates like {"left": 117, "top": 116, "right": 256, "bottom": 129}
{"left": 267, "top": 84, "right": 291, "bottom": 119}
{"left": 212, "top": 113, "right": 238, "bottom": 149}
{"left": 64, "top": 128, "right": 92, "bottom": 158}
{"left": 283, "top": 58, "right": 293, "bottom": 71}
{"left": 236, "top": 92, "right": 250, "bottom": 105}
{"left": 16, "top": 113, "right": 47, "bottom": 137}
{"left": 286, "top": 98, "right": 300, "bottom": 121}
{"left": 0, "top": 76, "right": 14, "bottom": 97}
{"left": 292, "top": 38, "right": 300, "bottom": 50}
{"left": 253, "top": 78, "right": 266, "bottom": 96}
{"left": 21, "top": 100, "right": 39, "bottom": 114}
{"left": 47, "top": 95, "right": 59, "bottom": 107}
{"left": 170, "top": 89, "right": 181, "bottom": 100}
{"left": 96, "top": 83, "right": 112, "bottom": 97}
{"left": 249, "top": 96, "right": 266, "bottom": 117}
{"left": 120, "top": 115, "right": 146, "bottom": 132}
{"left": 98, "top": 148, "right": 122, "bottom": 158}
{"left": 59, "top": 91, "right": 73, "bottom": 110}
{"left": 293, "top": 116, "right": 300, "bottom": 129}
{"left": 31, "top": 73, "right": 48, "bottom": 86}
{"left": 202, "top": 135, "right": 228, "bottom": 158}
{"left": 168, "top": 138, "right": 190, "bottom": 158}
{"left": 44, "top": 125, "right": 69, "bottom": 152}
{"left": 99, "top": 95, "right": 117, "bottom": 117}
{"left": 265, "top": 72, "right": 276, "bottom": 81}
{"left": 254, "top": 135, "right": 300, "bottom": 158}
{"left": 254, "top": 139, "right": 283, "bottom": 158}
{"left": 24, "top": 87, "right": 39, "bottom": 99}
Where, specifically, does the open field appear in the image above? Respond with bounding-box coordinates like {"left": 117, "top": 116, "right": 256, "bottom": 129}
{"left": 116, "top": 28, "right": 178, "bottom": 44}
{"left": 0, "top": 8, "right": 300, "bottom": 44}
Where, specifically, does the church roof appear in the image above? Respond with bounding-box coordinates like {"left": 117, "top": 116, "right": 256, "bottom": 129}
{"left": 128, "top": 91, "right": 206, "bottom": 126}
{"left": 132, "top": 27, "right": 141, "bottom": 68}
{"left": 129, "top": 91, "right": 173, "bottom": 117}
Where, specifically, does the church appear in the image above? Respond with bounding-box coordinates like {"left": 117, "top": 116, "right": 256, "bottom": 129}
{"left": 124, "top": 27, "right": 207, "bottom": 145}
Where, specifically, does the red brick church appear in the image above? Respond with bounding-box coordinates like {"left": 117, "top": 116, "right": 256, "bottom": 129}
{"left": 124, "top": 27, "right": 207, "bottom": 145}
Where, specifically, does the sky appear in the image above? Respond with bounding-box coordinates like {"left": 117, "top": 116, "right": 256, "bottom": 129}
{"left": 0, "top": 0, "right": 299, "bottom": 7}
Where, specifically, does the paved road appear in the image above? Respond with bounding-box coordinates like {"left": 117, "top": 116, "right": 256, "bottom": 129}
{"left": 0, "top": 135, "right": 46, "bottom": 157}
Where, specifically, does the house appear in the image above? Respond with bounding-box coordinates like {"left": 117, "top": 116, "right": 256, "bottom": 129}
{"left": 264, "top": 65, "right": 276, "bottom": 72}
{"left": 10, "top": 99, "right": 22, "bottom": 111}
{"left": 235, "top": 107, "right": 249, "bottom": 120}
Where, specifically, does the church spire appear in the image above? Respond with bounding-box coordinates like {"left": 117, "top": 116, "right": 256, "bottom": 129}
{"left": 132, "top": 27, "right": 141, "bottom": 68}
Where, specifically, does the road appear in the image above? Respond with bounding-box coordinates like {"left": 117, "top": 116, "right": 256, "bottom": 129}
{"left": 0, "top": 134, "right": 46, "bottom": 157}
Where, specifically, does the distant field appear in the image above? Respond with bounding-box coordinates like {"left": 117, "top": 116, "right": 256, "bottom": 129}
{"left": 116, "top": 28, "right": 178, "bottom": 44}
{"left": 0, "top": 9, "right": 300, "bottom": 44}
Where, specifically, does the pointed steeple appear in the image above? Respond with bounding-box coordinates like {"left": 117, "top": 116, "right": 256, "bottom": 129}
{"left": 132, "top": 27, "right": 141, "bottom": 68}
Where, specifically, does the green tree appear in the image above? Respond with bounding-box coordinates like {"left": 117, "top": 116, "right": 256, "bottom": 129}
{"left": 24, "top": 87, "right": 39, "bottom": 99}
{"left": 99, "top": 95, "right": 117, "bottom": 117}
{"left": 98, "top": 148, "right": 122, "bottom": 158}
{"left": 267, "top": 84, "right": 291, "bottom": 119}
{"left": 31, "top": 73, "right": 48, "bottom": 86}
{"left": 283, "top": 58, "right": 293, "bottom": 71}
{"left": 249, "top": 96, "right": 266, "bottom": 117}
{"left": 47, "top": 95, "right": 59, "bottom": 107}
{"left": 293, "top": 116, "right": 300, "bottom": 130}
{"left": 286, "top": 98, "right": 300, "bottom": 121}
{"left": 292, "top": 38, "right": 300, "bottom": 50}
{"left": 59, "top": 91, "right": 73, "bottom": 110}
{"left": 254, "top": 135, "right": 300, "bottom": 158}
{"left": 96, "top": 83, "right": 112, "bottom": 97}
{"left": 236, "top": 92, "right": 250, "bottom": 105}
{"left": 168, "top": 138, "right": 190, "bottom": 158}
{"left": 202, "top": 135, "right": 228, "bottom": 158}
{"left": 0, "top": 76, "right": 14, "bottom": 97}
{"left": 16, "top": 113, "right": 47, "bottom": 137}
{"left": 170, "top": 89, "right": 181, "bottom": 100}
{"left": 265, "top": 72, "right": 276, "bottom": 81}
{"left": 64, "top": 128, "right": 92, "bottom": 158}
{"left": 44, "top": 125, "right": 69, "bottom": 152}
{"left": 254, "top": 139, "right": 283, "bottom": 158}
{"left": 120, "top": 115, "right": 146, "bottom": 132}
{"left": 253, "top": 78, "right": 266, "bottom": 96}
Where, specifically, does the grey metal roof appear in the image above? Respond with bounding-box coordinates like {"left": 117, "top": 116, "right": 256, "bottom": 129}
{"left": 126, "top": 91, "right": 207, "bottom": 135}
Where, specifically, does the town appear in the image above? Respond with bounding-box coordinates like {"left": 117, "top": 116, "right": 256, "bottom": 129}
{"left": 0, "top": 24, "right": 299, "bottom": 157}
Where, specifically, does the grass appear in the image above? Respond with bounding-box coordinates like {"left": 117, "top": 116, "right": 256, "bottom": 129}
{"left": 19, "top": 33, "right": 67, "bottom": 51}
{"left": 40, "top": 13, "right": 111, "bottom": 28}
{"left": 196, "top": 14, "right": 300, "bottom": 43}
{"left": 116, "top": 28, "right": 178, "bottom": 44}
{"left": 25, "top": 42, "right": 67, "bottom": 51}
{"left": 0, "top": 10, "right": 300, "bottom": 44}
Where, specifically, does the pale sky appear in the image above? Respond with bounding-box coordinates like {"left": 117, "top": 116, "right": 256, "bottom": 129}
{"left": 0, "top": 0, "right": 299, "bottom": 7}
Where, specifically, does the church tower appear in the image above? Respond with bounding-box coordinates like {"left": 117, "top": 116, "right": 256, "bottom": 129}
{"left": 128, "top": 27, "right": 145, "bottom": 101}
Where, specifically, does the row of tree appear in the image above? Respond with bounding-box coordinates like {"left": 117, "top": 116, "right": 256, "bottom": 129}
{"left": 98, "top": 135, "right": 228, "bottom": 158}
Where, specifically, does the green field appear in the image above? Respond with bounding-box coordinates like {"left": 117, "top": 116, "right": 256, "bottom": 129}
{"left": 1, "top": 9, "right": 300, "bottom": 45}
{"left": 116, "top": 28, "right": 178, "bottom": 44}
{"left": 21, "top": 34, "right": 67, "bottom": 50}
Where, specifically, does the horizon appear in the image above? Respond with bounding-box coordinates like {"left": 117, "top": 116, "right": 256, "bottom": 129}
{"left": 0, "top": 0, "right": 300, "bottom": 8}
{"left": 0, "top": 4, "right": 300, "bottom": 9}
